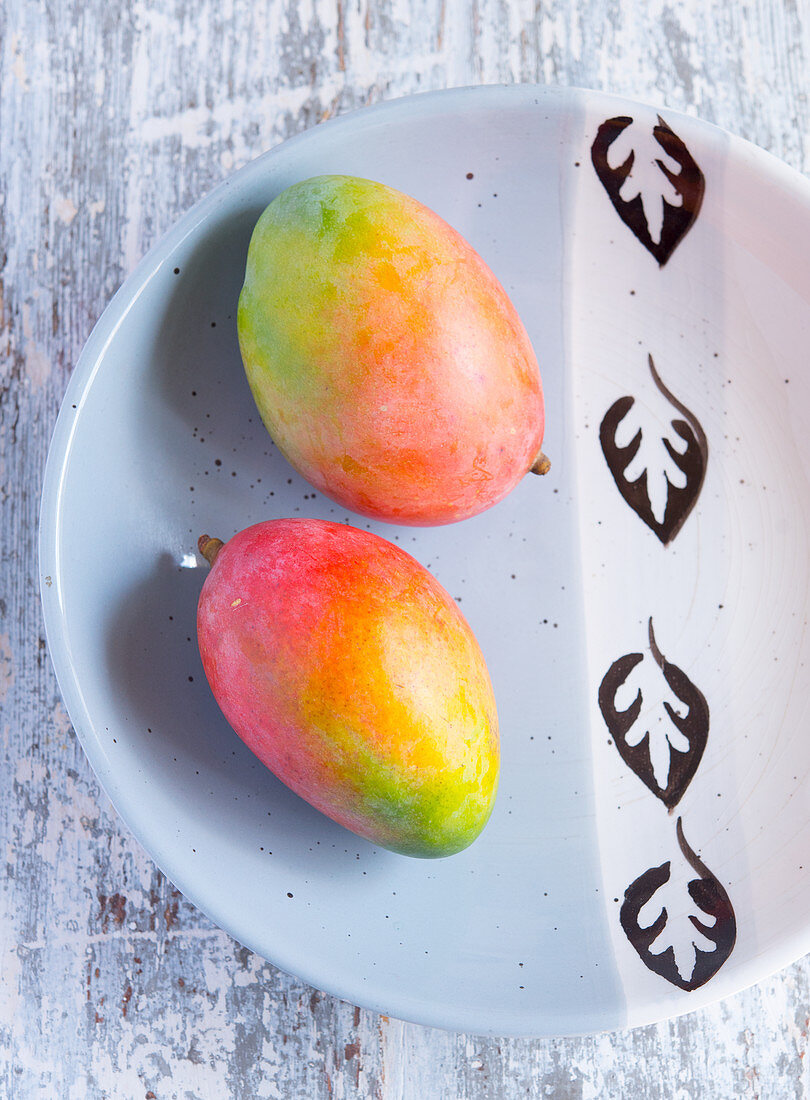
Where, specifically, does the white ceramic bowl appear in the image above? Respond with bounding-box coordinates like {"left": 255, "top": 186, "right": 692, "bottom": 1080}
{"left": 39, "top": 85, "right": 810, "bottom": 1035}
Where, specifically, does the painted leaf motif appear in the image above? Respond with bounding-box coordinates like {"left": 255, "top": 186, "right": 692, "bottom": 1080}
{"left": 620, "top": 818, "right": 737, "bottom": 990}
{"left": 600, "top": 355, "right": 708, "bottom": 545}
{"left": 598, "top": 618, "right": 709, "bottom": 809}
{"left": 590, "top": 114, "right": 705, "bottom": 265}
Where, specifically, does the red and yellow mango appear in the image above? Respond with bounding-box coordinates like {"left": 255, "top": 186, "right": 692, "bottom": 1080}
{"left": 237, "top": 175, "right": 545, "bottom": 525}
{"left": 196, "top": 519, "right": 499, "bottom": 857}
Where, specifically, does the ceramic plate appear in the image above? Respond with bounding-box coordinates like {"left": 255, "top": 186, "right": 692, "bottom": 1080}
{"left": 39, "top": 85, "right": 810, "bottom": 1036}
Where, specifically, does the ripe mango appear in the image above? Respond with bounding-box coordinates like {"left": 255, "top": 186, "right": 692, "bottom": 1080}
{"left": 196, "top": 519, "right": 499, "bottom": 857}
{"left": 237, "top": 175, "right": 545, "bottom": 525}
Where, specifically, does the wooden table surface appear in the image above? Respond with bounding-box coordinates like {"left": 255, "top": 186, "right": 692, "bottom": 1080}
{"left": 4, "top": 0, "right": 810, "bottom": 1095}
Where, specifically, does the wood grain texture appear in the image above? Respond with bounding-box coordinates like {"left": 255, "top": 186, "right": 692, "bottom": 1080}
{"left": 3, "top": 0, "right": 810, "bottom": 1095}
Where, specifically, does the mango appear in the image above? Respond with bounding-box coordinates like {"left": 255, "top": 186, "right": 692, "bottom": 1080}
{"left": 196, "top": 519, "right": 499, "bottom": 857}
{"left": 237, "top": 175, "right": 545, "bottom": 525}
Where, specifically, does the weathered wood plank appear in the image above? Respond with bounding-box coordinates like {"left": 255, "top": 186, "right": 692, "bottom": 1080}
{"left": 3, "top": 0, "right": 810, "bottom": 1095}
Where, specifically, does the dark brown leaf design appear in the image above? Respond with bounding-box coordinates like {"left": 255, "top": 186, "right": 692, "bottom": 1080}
{"left": 598, "top": 618, "right": 709, "bottom": 809}
{"left": 599, "top": 354, "right": 708, "bottom": 545}
{"left": 590, "top": 114, "right": 705, "bottom": 266}
{"left": 620, "top": 818, "right": 737, "bottom": 990}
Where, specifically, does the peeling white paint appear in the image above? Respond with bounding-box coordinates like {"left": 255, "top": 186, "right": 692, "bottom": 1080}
{"left": 0, "top": 632, "right": 14, "bottom": 700}
{"left": 24, "top": 343, "right": 51, "bottom": 390}
{"left": 0, "top": 939, "right": 22, "bottom": 1022}
{"left": 54, "top": 196, "right": 78, "bottom": 225}
{"left": 14, "top": 753, "right": 48, "bottom": 788}
{"left": 20, "top": 302, "right": 52, "bottom": 389}
{"left": 17, "top": 925, "right": 236, "bottom": 954}
{"left": 50, "top": 699, "right": 73, "bottom": 739}
{"left": 10, "top": 32, "right": 28, "bottom": 90}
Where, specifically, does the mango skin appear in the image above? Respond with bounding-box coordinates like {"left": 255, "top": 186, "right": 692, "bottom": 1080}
{"left": 196, "top": 519, "right": 499, "bottom": 857}
{"left": 237, "top": 175, "right": 544, "bottom": 526}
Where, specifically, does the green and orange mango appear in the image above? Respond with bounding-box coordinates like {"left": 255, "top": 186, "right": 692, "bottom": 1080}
{"left": 237, "top": 175, "right": 545, "bottom": 525}
{"left": 196, "top": 519, "right": 499, "bottom": 857}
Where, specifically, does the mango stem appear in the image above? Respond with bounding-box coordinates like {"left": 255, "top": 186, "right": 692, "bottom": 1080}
{"left": 530, "top": 451, "right": 551, "bottom": 476}
{"left": 198, "top": 534, "right": 224, "bottom": 567}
